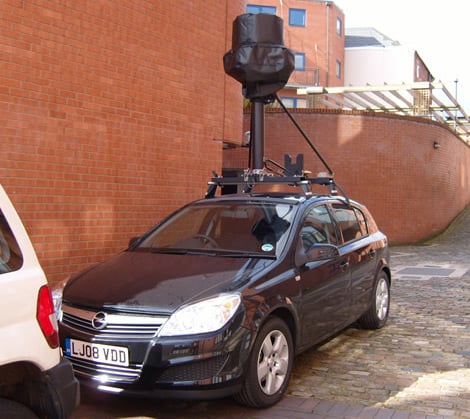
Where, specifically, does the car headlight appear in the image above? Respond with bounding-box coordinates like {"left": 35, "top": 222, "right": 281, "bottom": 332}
{"left": 158, "top": 293, "right": 241, "bottom": 337}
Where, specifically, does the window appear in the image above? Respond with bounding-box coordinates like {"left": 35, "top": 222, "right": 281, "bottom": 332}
{"left": 0, "top": 211, "right": 23, "bottom": 274}
{"left": 289, "top": 8, "right": 306, "bottom": 26}
{"left": 336, "top": 60, "right": 342, "bottom": 79}
{"left": 354, "top": 208, "right": 369, "bottom": 236}
{"left": 246, "top": 4, "right": 276, "bottom": 14}
{"left": 280, "top": 97, "right": 307, "bottom": 109}
{"left": 139, "top": 202, "right": 295, "bottom": 256}
{"left": 336, "top": 17, "right": 343, "bottom": 36}
{"left": 300, "top": 205, "right": 338, "bottom": 248}
{"left": 332, "top": 204, "right": 366, "bottom": 243}
{"left": 294, "top": 53, "right": 306, "bottom": 71}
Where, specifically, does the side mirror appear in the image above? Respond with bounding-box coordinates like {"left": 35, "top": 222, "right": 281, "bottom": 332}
{"left": 295, "top": 243, "right": 339, "bottom": 267}
{"left": 128, "top": 236, "right": 140, "bottom": 247}
{"left": 306, "top": 243, "right": 339, "bottom": 261}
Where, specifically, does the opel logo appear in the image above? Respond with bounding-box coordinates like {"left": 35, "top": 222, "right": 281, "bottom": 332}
{"left": 91, "top": 312, "right": 108, "bottom": 330}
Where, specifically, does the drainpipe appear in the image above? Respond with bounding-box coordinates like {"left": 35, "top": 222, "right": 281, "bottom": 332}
{"left": 325, "top": 1, "right": 331, "bottom": 86}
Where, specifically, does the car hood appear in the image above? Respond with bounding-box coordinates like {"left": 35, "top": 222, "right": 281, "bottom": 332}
{"left": 63, "top": 250, "right": 274, "bottom": 314}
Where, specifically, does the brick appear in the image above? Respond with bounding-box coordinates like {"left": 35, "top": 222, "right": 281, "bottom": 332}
{"left": 225, "top": 109, "right": 470, "bottom": 244}
{"left": 0, "top": 0, "right": 244, "bottom": 282}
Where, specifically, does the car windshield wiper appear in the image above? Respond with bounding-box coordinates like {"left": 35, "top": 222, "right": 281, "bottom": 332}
{"left": 214, "top": 250, "right": 277, "bottom": 259}
{"left": 143, "top": 247, "right": 275, "bottom": 259}
{"left": 148, "top": 247, "right": 218, "bottom": 257}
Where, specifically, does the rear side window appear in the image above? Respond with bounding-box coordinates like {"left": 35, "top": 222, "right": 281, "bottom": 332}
{"left": 0, "top": 211, "right": 23, "bottom": 273}
{"left": 332, "top": 204, "right": 367, "bottom": 243}
{"left": 354, "top": 207, "right": 368, "bottom": 236}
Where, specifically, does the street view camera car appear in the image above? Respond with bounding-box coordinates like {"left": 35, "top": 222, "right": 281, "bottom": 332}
{"left": 58, "top": 14, "right": 391, "bottom": 409}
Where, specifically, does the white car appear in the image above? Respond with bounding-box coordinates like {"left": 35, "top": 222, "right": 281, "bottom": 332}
{"left": 0, "top": 185, "right": 79, "bottom": 418}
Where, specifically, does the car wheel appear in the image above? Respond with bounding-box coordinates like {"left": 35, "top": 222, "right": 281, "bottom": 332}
{"left": 234, "top": 316, "right": 293, "bottom": 408}
{"left": 0, "top": 398, "right": 38, "bottom": 419}
{"left": 358, "top": 271, "right": 390, "bottom": 329}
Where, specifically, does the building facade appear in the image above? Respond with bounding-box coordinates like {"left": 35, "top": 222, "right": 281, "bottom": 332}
{"left": 344, "top": 28, "right": 433, "bottom": 86}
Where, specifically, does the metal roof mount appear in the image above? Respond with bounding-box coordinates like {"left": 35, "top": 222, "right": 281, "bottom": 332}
{"left": 206, "top": 13, "right": 348, "bottom": 202}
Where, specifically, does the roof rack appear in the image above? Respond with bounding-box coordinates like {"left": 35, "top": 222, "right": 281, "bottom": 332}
{"left": 206, "top": 13, "right": 349, "bottom": 204}
{"left": 205, "top": 166, "right": 350, "bottom": 203}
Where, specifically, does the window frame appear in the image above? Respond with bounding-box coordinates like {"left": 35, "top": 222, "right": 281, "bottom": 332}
{"left": 0, "top": 211, "right": 24, "bottom": 273}
{"left": 279, "top": 97, "right": 307, "bottom": 109}
{"left": 300, "top": 204, "right": 339, "bottom": 247}
{"left": 354, "top": 207, "right": 369, "bottom": 236}
{"left": 331, "top": 203, "right": 367, "bottom": 244}
{"left": 294, "top": 53, "right": 306, "bottom": 71}
{"left": 246, "top": 4, "right": 277, "bottom": 15}
{"left": 336, "top": 17, "right": 343, "bottom": 36}
{"left": 336, "top": 60, "right": 342, "bottom": 79}
{"left": 289, "top": 8, "right": 306, "bottom": 27}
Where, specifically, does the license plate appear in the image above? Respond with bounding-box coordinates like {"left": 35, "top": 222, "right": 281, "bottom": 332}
{"left": 65, "top": 338, "right": 129, "bottom": 367}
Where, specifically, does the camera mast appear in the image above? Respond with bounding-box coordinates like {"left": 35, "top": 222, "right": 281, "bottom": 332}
{"left": 206, "top": 13, "right": 346, "bottom": 200}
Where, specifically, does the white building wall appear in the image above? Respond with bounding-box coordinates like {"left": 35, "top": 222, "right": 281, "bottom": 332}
{"left": 344, "top": 46, "right": 416, "bottom": 86}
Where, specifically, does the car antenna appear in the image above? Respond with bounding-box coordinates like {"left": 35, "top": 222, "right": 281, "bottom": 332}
{"left": 205, "top": 13, "right": 349, "bottom": 205}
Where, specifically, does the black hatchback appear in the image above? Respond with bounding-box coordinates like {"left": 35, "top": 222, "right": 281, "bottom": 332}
{"left": 58, "top": 192, "right": 390, "bottom": 408}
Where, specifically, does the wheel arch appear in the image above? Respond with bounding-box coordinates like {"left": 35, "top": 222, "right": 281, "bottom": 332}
{"left": 0, "top": 361, "right": 42, "bottom": 411}
{"left": 262, "top": 306, "right": 298, "bottom": 350}
{"left": 380, "top": 264, "right": 392, "bottom": 284}
{"left": 0, "top": 361, "right": 62, "bottom": 417}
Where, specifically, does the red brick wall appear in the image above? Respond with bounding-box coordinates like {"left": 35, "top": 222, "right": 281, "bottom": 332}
{"left": 224, "top": 109, "right": 470, "bottom": 244}
{"left": 0, "top": 0, "right": 245, "bottom": 282}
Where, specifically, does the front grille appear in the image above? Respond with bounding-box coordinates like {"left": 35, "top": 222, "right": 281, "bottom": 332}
{"left": 61, "top": 304, "right": 168, "bottom": 339}
{"left": 69, "top": 357, "right": 143, "bottom": 383}
{"left": 158, "top": 355, "right": 229, "bottom": 382}
{"left": 61, "top": 304, "right": 169, "bottom": 385}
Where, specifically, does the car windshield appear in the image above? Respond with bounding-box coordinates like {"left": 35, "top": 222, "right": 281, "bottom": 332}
{"left": 137, "top": 201, "right": 296, "bottom": 257}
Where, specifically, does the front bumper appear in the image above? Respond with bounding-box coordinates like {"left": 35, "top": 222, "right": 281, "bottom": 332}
{"left": 59, "top": 305, "right": 253, "bottom": 399}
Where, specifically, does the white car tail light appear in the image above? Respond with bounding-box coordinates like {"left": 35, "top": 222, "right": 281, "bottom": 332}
{"left": 36, "top": 285, "right": 59, "bottom": 348}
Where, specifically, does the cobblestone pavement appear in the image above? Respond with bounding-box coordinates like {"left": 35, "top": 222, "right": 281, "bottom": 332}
{"left": 71, "top": 206, "right": 470, "bottom": 419}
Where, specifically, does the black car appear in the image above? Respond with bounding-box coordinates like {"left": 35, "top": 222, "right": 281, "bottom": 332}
{"left": 58, "top": 192, "right": 390, "bottom": 408}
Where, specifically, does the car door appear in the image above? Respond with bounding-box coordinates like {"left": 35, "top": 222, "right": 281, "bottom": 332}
{"left": 331, "top": 203, "right": 377, "bottom": 320}
{"left": 296, "top": 204, "right": 352, "bottom": 349}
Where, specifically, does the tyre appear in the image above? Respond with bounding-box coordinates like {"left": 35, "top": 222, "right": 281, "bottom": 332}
{"left": 0, "top": 398, "right": 38, "bottom": 419}
{"left": 358, "top": 271, "right": 390, "bottom": 329}
{"left": 234, "top": 316, "right": 293, "bottom": 408}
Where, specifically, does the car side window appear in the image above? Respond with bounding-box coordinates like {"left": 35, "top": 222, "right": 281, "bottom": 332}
{"left": 332, "top": 204, "right": 366, "bottom": 243}
{"left": 354, "top": 207, "right": 368, "bottom": 236}
{"left": 0, "top": 211, "right": 23, "bottom": 274}
{"left": 300, "top": 204, "right": 338, "bottom": 248}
